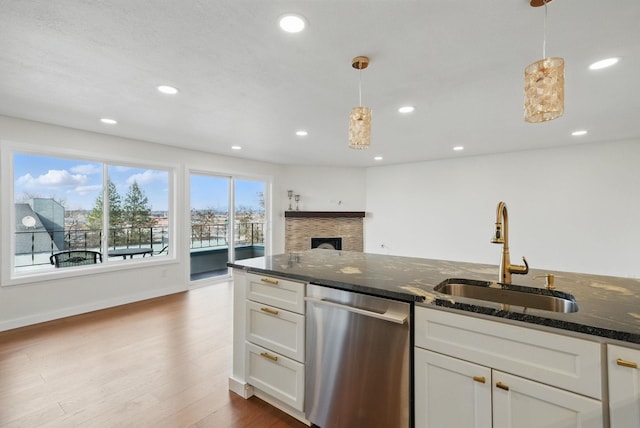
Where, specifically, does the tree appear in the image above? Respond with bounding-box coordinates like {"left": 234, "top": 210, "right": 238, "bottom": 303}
{"left": 87, "top": 180, "right": 122, "bottom": 230}
{"left": 86, "top": 180, "right": 122, "bottom": 248}
{"left": 123, "top": 181, "right": 154, "bottom": 228}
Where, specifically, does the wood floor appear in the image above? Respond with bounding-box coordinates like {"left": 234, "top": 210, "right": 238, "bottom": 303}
{"left": 0, "top": 282, "right": 308, "bottom": 428}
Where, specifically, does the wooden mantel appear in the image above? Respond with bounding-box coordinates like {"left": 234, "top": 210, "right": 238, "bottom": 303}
{"left": 284, "top": 211, "right": 366, "bottom": 218}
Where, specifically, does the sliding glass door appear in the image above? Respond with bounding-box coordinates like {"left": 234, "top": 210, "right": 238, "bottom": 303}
{"left": 234, "top": 179, "right": 266, "bottom": 262}
{"left": 189, "top": 174, "right": 267, "bottom": 281}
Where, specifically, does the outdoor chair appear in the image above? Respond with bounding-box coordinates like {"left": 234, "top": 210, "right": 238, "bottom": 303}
{"left": 50, "top": 250, "right": 103, "bottom": 268}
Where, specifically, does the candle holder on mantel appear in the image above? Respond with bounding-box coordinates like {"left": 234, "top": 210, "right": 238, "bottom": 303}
{"left": 287, "top": 190, "right": 294, "bottom": 210}
{"left": 294, "top": 194, "right": 300, "bottom": 211}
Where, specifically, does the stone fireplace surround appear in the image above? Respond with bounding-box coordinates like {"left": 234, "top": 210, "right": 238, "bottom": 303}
{"left": 284, "top": 211, "right": 365, "bottom": 253}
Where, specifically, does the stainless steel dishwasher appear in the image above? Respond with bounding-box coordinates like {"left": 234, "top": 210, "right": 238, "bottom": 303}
{"left": 305, "top": 283, "right": 411, "bottom": 428}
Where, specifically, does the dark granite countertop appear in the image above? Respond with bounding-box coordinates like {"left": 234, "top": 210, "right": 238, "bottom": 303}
{"left": 228, "top": 249, "right": 640, "bottom": 346}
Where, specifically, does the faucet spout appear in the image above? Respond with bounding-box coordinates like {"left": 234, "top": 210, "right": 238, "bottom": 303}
{"left": 491, "top": 201, "right": 529, "bottom": 283}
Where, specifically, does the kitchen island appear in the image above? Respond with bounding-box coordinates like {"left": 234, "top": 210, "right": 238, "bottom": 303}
{"left": 228, "top": 249, "right": 640, "bottom": 427}
{"left": 229, "top": 249, "right": 640, "bottom": 345}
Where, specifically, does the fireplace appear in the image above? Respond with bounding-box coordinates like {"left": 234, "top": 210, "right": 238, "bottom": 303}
{"left": 284, "top": 211, "right": 365, "bottom": 253}
{"left": 311, "top": 237, "right": 342, "bottom": 250}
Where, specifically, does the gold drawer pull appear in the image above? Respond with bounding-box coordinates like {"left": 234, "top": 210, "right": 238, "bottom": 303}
{"left": 260, "top": 307, "right": 279, "bottom": 315}
{"left": 617, "top": 358, "right": 638, "bottom": 369}
{"left": 261, "top": 277, "right": 279, "bottom": 285}
{"left": 473, "top": 376, "right": 486, "bottom": 384}
{"left": 260, "top": 352, "right": 278, "bottom": 362}
{"left": 496, "top": 382, "right": 510, "bottom": 391}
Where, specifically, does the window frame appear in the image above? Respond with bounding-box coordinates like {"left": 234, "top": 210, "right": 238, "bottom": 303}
{"left": 1, "top": 141, "right": 179, "bottom": 286}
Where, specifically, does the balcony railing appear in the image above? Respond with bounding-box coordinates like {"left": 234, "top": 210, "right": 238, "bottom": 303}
{"left": 15, "top": 222, "right": 264, "bottom": 268}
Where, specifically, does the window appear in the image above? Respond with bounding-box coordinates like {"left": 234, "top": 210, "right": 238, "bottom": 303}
{"left": 11, "top": 152, "right": 171, "bottom": 276}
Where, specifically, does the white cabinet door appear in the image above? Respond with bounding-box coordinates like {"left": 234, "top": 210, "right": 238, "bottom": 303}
{"left": 493, "top": 371, "right": 603, "bottom": 428}
{"left": 608, "top": 344, "right": 640, "bottom": 428}
{"left": 245, "top": 342, "right": 305, "bottom": 411}
{"left": 246, "top": 300, "right": 305, "bottom": 362}
{"left": 415, "top": 308, "right": 602, "bottom": 399}
{"left": 415, "top": 348, "right": 491, "bottom": 428}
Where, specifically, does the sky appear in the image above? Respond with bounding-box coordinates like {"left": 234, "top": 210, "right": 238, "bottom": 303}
{"left": 14, "top": 153, "right": 265, "bottom": 212}
{"left": 190, "top": 174, "right": 265, "bottom": 212}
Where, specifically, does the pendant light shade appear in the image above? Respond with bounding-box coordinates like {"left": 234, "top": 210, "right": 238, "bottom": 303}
{"left": 349, "top": 106, "right": 372, "bottom": 149}
{"left": 349, "top": 56, "right": 371, "bottom": 149}
{"left": 524, "top": 57, "right": 564, "bottom": 123}
{"left": 524, "top": 0, "right": 564, "bottom": 123}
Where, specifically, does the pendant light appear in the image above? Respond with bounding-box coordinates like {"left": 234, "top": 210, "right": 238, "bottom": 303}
{"left": 349, "top": 56, "right": 372, "bottom": 149}
{"left": 524, "top": 0, "right": 564, "bottom": 123}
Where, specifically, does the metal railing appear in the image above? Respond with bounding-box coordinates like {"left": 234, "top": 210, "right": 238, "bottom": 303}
{"left": 15, "top": 222, "right": 264, "bottom": 268}
{"left": 15, "top": 226, "right": 169, "bottom": 268}
{"left": 190, "top": 222, "right": 264, "bottom": 249}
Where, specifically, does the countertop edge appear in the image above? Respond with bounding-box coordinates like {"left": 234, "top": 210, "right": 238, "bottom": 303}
{"left": 229, "top": 264, "right": 424, "bottom": 303}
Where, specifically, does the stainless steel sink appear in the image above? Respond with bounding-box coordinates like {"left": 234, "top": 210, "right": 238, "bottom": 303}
{"left": 434, "top": 278, "right": 578, "bottom": 313}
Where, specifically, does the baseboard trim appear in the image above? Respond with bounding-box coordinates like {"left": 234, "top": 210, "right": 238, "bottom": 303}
{"left": 0, "top": 285, "right": 185, "bottom": 332}
{"left": 229, "top": 376, "right": 254, "bottom": 399}
{"left": 253, "top": 389, "right": 311, "bottom": 426}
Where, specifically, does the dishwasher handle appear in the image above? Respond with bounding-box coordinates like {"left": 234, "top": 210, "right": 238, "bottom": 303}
{"left": 305, "top": 296, "right": 407, "bottom": 324}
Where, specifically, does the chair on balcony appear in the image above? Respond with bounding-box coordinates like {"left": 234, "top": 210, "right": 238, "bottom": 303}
{"left": 50, "top": 250, "right": 103, "bottom": 268}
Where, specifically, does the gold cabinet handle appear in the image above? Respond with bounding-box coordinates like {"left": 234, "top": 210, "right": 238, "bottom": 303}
{"left": 260, "top": 277, "right": 279, "bottom": 285}
{"left": 496, "top": 382, "right": 510, "bottom": 391}
{"left": 260, "top": 307, "right": 279, "bottom": 315}
{"left": 473, "top": 376, "right": 486, "bottom": 384}
{"left": 617, "top": 358, "right": 638, "bottom": 369}
{"left": 260, "top": 352, "right": 278, "bottom": 362}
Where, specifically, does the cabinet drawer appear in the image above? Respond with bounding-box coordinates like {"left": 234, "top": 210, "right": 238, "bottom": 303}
{"left": 415, "top": 308, "right": 602, "bottom": 399}
{"left": 246, "top": 300, "right": 305, "bottom": 362}
{"left": 247, "top": 273, "right": 305, "bottom": 314}
{"left": 245, "top": 342, "right": 304, "bottom": 411}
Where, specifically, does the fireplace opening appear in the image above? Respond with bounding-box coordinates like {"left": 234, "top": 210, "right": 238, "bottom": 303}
{"left": 311, "top": 237, "right": 342, "bottom": 250}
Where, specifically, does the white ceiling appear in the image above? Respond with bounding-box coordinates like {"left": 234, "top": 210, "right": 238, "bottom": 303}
{"left": 1, "top": 0, "right": 638, "bottom": 167}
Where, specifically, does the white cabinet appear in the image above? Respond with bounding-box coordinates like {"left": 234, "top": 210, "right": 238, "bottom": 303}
{"left": 608, "top": 344, "right": 640, "bottom": 427}
{"left": 243, "top": 273, "right": 306, "bottom": 412}
{"left": 493, "top": 370, "right": 602, "bottom": 428}
{"left": 415, "top": 348, "right": 491, "bottom": 428}
{"left": 414, "top": 308, "right": 604, "bottom": 428}
{"left": 245, "top": 342, "right": 304, "bottom": 411}
{"left": 246, "top": 273, "right": 305, "bottom": 314}
{"left": 246, "top": 299, "right": 304, "bottom": 362}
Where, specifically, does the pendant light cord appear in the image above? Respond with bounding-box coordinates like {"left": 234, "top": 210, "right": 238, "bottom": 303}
{"left": 358, "top": 67, "right": 363, "bottom": 106}
{"left": 543, "top": 0, "right": 548, "bottom": 58}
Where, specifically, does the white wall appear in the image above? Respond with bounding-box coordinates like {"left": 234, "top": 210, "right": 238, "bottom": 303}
{"left": 279, "top": 165, "right": 366, "bottom": 214}
{"left": 365, "top": 140, "right": 640, "bottom": 279}
{"left": 0, "top": 116, "right": 285, "bottom": 331}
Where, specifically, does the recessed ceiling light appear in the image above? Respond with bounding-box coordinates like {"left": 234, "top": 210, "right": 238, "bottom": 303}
{"left": 453, "top": 146, "right": 464, "bottom": 151}
{"left": 374, "top": 156, "right": 383, "bottom": 161}
{"left": 157, "top": 85, "right": 179, "bottom": 95}
{"left": 231, "top": 146, "right": 242, "bottom": 150}
{"left": 589, "top": 57, "right": 619, "bottom": 70}
{"left": 279, "top": 14, "right": 306, "bottom": 33}
{"left": 398, "top": 106, "right": 415, "bottom": 114}
{"left": 296, "top": 130, "right": 308, "bottom": 136}
{"left": 100, "top": 118, "right": 117, "bottom": 125}
{"left": 572, "top": 130, "right": 588, "bottom": 136}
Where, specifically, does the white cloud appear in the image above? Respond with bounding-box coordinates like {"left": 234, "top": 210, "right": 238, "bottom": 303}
{"left": 127, "top": 170, "right": 166, "bottom": 186}
{"left": 72, "top": 184, "right": 102, "bottom": 196}
{"left": 16, "top": 169, "right": 88, "bottom": 189}
{"left": 71, "top": 164, "right": 101, "bottom": 175}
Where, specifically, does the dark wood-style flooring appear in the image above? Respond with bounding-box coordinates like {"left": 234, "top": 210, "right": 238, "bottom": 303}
{"left": 0, "top": 282, "right": 308, "bottom": 428}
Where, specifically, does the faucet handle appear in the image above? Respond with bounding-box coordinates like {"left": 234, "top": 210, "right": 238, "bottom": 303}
{"left": 533, "top": 273, "right": 555, "bottom": 290}
{"left": 509, "top": 256, "right": 529, "bottom": 275}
